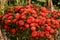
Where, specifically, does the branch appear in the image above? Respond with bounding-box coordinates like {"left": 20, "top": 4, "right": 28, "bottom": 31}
{"left": 46, "top": 0, "right": 54, "bottom": 12}
{"left": 29, "top": 0, "right": 31, "bottom": 4}
{"left": 16, "top": 0, "right": 20, "bottom": 5}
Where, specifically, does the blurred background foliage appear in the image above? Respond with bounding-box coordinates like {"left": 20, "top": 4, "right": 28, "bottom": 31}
{"left": 0, "top": 0, "right": 60, "bottom": 13}
{"left": 32, "top": 0, "right": 60, "bottom": 9}
{"left": 7, "top": 0, "right": 60, "bottom": 9}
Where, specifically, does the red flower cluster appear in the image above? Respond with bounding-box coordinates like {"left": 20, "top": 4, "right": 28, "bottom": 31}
{"left": 0, "top": 4, "right": 60, "bottom": 39}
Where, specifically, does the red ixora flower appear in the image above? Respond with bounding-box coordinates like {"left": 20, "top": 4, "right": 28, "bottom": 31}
{"left": 15, "top": 13, "right": 20, "bottom": 19}
{"left": 31, "top": 31, "right": 38, "bottom": 37}
{"left": 4, "top": 25, "right": 10, "bottom": 29}
{"left": 19, "top": 20, "right": 24, "bottom": 26}
{"left": 11, "top": 28, "right": 16, "bottom": 34}
{"left": 5, "top": 20, "right": 11, "bottom": 25}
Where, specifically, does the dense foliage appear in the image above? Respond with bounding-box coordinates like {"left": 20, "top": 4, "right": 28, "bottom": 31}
{"left": 32, "top": 0, "right": 60, "bottom": 8}
{"left": 4, "top": 0, "right": 60, "bottom": 10}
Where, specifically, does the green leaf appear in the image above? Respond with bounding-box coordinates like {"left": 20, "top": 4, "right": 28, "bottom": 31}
{"left": 21, "top": 28, "right": 31, "bottom": 39}
{"left": 58, "top": 2, "right": 60, "bottom": 5}
{"left": 37, "top": 0, "right": 46, "bottom": 2}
